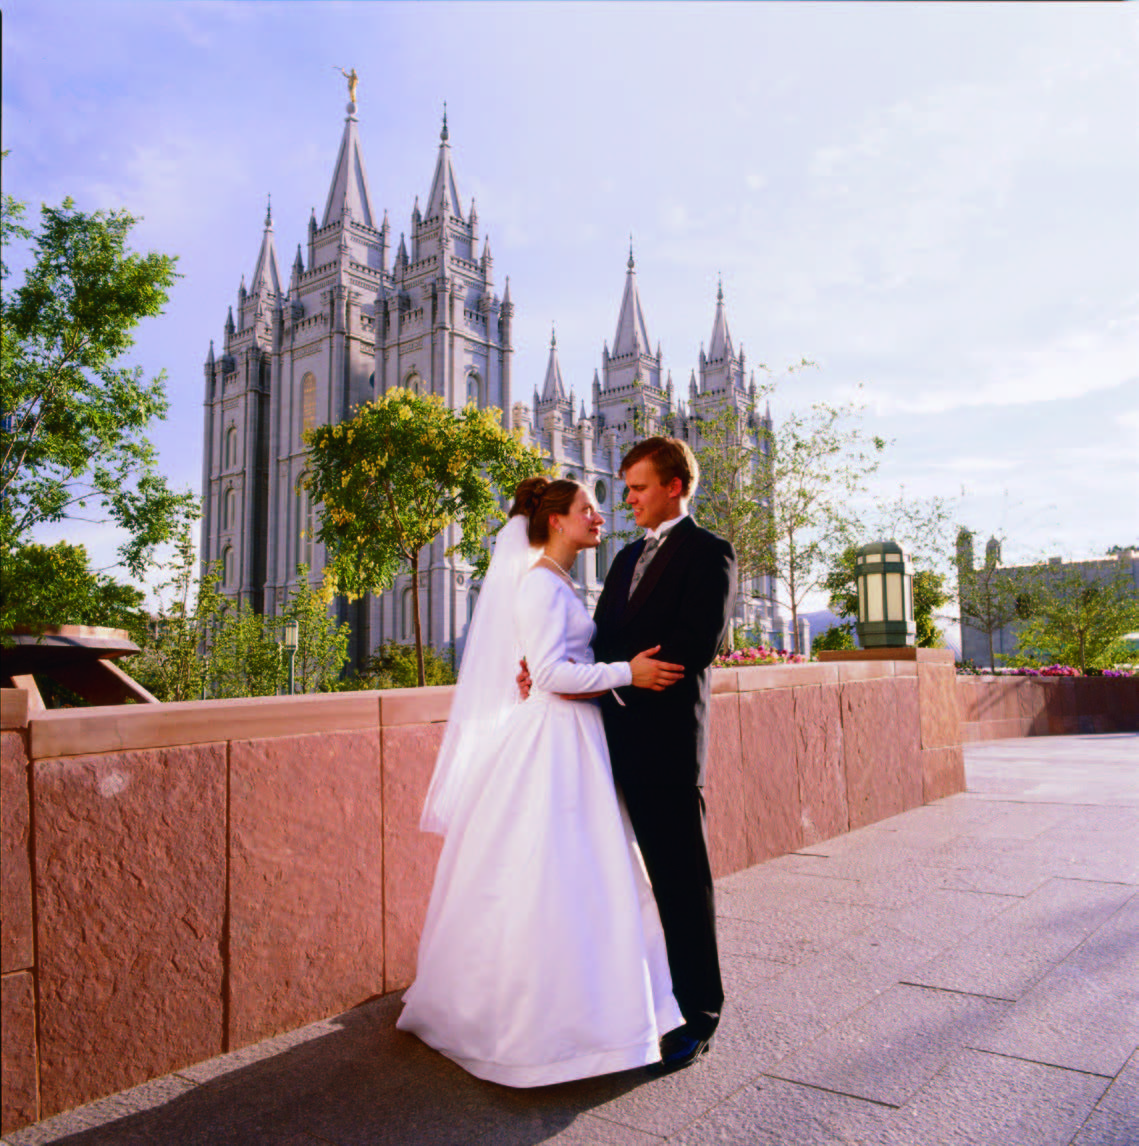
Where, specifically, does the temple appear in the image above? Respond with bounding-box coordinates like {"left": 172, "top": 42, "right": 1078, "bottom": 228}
{"left": 201, "top": 98, "right": 782, "bottom": 668}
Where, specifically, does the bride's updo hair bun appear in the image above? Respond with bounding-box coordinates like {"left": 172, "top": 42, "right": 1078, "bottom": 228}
{"left": 509, "top": 476, "right": 550, "bottom": 521}
{"left": 510, "top": 476, "right": 582, "bottom": 545}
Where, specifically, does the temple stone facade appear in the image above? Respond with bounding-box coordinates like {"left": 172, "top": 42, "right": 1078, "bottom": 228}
{"left": 201, "top": 99, "right": 780, "bottom": 669}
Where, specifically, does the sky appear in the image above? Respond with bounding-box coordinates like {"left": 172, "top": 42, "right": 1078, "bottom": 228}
{"left": 3, "top": 1, "right": 1138, "bottom": 609}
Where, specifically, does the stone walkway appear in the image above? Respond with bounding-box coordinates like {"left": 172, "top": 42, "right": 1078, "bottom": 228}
{"left": 6, "top": 734, "right": 1137, "bottom": 1146}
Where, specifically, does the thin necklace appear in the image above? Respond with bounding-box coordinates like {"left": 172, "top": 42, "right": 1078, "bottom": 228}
{"left": 542, "top": 553, "right": 573, "bottom": 580}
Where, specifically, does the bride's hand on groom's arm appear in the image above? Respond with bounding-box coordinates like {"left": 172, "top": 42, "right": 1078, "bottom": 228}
{"left": 516, "top": 658, "right": 532, "bottom": 700}
{"left": 630, "top": 646, "right": 684, "bottom": 691}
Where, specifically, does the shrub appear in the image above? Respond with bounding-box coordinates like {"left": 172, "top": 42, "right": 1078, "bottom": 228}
{"left": 342, "top": 641, "right": 457, "bottom": 690}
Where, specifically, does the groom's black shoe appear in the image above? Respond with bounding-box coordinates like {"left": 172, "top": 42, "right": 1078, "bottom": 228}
{"left": 647, "top": 1027, "right": 714, "bottom": 1076}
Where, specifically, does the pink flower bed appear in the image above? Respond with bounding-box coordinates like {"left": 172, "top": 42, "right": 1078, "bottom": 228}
{"left": 713, "top": 645, "right": 807, "bottom": 668}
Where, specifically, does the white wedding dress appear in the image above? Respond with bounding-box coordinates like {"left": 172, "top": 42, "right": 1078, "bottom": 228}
{"left": 396, "top": 565, "right": 683, "bottom": 1087}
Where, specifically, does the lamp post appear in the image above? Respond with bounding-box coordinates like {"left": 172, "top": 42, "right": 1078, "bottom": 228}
{"left": 855, "top": 541, "right": 916, "bottom": 649}
{"left": 283, "top": 621, "right": 299, "bottom": 695}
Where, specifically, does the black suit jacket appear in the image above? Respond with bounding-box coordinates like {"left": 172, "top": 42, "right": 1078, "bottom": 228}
{"left": 593, "top": 516, "right": 737, "bottom": 788}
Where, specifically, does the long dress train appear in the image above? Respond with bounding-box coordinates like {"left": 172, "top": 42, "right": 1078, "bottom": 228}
{"left": 396, "top": 566, "right": 682, "bottom": 1087}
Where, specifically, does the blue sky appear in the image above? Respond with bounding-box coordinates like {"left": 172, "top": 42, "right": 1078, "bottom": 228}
{"left": 4, "top": 1, "right": 1137, "bottom": 603}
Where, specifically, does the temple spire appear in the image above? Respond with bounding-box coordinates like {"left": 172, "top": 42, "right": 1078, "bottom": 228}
{"left": 708, "top": 276, "right": 733, "bottom": 362}
{"left": 425, "top": 103, "right": 463, "bottom": 221}
{"left": 612, "top": 244, "right": 651, "bottom": 358}
{"left": 541, "top": 325, "right": 567, "bottom": 401}
{"left": 321, "top": 96, "right": 377, "bottom": 228}
{"left": 250, "top": 202, "right": 282, "bottom": 297}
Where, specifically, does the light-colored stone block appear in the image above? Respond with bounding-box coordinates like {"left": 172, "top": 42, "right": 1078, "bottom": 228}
{"left": 28, "top": 691, "right": 381, "bottom": 761}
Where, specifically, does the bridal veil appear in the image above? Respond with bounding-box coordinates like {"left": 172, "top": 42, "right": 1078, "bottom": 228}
{"left": 419, "top": 514, "right": 535, "bottom": 834}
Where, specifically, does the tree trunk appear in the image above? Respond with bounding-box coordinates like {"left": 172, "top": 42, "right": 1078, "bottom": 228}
{"left": 410, "top": 553, "right": 426, "bottom": 687}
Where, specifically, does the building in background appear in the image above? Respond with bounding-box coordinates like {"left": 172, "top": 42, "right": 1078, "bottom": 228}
{"left": 956, "top": 531, "right": 1139, "bottom": 664}
{"left": 201, "top": 98, "right": 780, "bottom": 668}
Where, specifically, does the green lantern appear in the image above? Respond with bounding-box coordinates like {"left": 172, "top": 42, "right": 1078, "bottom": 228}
{"left": 283, "top": 620, "right": 299, "bottom": 695}
{"left": 855, "top": 540, "right": 916, "bottom": 648}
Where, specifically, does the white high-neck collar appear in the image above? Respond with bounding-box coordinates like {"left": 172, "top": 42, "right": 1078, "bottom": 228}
{"left": 644, "top": 512, "right": 687, "bottom": 542}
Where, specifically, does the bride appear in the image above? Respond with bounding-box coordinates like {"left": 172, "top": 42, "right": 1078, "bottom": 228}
{"left": 396, "top": 476, "right": 685, "bottom": 1086}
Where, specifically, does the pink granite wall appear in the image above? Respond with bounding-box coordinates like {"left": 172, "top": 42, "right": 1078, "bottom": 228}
{"left": 381, "top": 721, "right": 445, "bottom": 993}
{"left": 957, "top": 676, "right": 1139, "bottom": 742}
{"left": 1, "top": 972, "right": 37, "bottom": 1132}
{"left": 1, "top": 731, "right": 33, "bottom": 974}
{"left": 0, "top": 662, "right": 968, "bottom": 1130}
{"left": 228, "top": 729, "right": 384, "bottom": 1048}
{"left": 33, "top": 743, "right": 227, "bottom": 1117}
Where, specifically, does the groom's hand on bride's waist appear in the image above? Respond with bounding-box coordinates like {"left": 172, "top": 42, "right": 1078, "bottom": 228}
{"left": 516, "top": 658, "right": 532, "bottom": 700}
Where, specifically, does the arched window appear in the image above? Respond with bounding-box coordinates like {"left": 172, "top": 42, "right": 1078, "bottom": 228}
{"left": 467, "top": 588, "right": 479, "bottom": 625}
{"left": 301, "top": 372, "right": 317, "bottom": 435}
{"left": 222, "top": 545, "right": 234, "bottom": 587}
{"left": 225, "top": 425, "right": 238, "bottom": 469}
{"left": 401, "top": 587, "right": 414, "bottom": 640}
{"left": 405, "top": 371, "right": 425, "bottom": 396}
{"left": 466, "top": 372, "right": 482, "bottom": 407}
{"left": 296, "top": 474, "right": 313, "bottom": 570}
{"left": 223, "top": 486, "right": 237, "bottom": 530}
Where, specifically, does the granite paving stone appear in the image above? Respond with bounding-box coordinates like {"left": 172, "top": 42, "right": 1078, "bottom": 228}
{"left": 468, "top": 1112, "right": 669, "bottom": 1145}
{"left": 970, "top": 894, "right": 1139, "bottom": 1076}
{"left": 670, "top": 1076, "right": 894, "bottom": 1146}
{"left": 905, "top": 877, "right": 1135, "bottom": 1000}
{"left": 766, "top": 984, "right": 1011, "bottom": 1107}
{"left": 734, "top": 946, "right": 889, "bottom": 1026}
{"left": 866, "top": 1048, "right": 1111, "bottom": 1146}
{"left": 1, "top": 1076, "right": 197, "bottom": 1146}
{"left": 1072, "top": 1052, "right": 1139, "bottom": 1146}
{"left": 885, "top": 887, "right": 1021, "bottom": 952}
{"left": 1018, "top": 828, "right": 1139, "bottom": 885}
{"left": 963, "top": 804, "right": 1076, "bottom": 840}
{"left": 712, "top": 996, "right": 832, "bottom": 1076}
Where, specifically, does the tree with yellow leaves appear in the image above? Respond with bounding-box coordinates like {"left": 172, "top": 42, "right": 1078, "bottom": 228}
{"left": 305, "top": 389, "right": 546, "bottom": 685}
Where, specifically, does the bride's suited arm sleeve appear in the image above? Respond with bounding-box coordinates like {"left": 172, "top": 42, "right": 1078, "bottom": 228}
{"left": 519, "top": 574, "right": 633, "bottom": 694}
{"left": 659, "top": 539, "right": 737, "bottom": 671}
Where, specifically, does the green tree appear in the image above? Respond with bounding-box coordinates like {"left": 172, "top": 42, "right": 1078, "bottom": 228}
{"left": 128, "top": 527, "right": 216, "bottom": 702}
{"left": 811, "top": 621, "right": 856, "bottom": 655}
{"left": 1, "top": 180, "right": 196, "bottom": 629}
{"left": 0, "top": 541, "right": 146, "bottom": 631}
{"left": 1010, "top": 565, "right": 1139, "bottom": 672}
{"left": 279, "top": 566, "right": 351, "bottom": 693}
{"left": 131, "top": 529, "right": 349, "bottom": 700}
{"left": 206, "top": 599, "right": 285, "bottom": 699}
{"left": 690, "top": 397, "right": 774, "bottom": 592}
{"left": 305, "top": 389, "right": 547, "bottom": 685}
{"left": 955, "top": 530, "right": 1024, "bottom": 669}
{"left": 754, "top": 382, "right": 887, "bottom": 654}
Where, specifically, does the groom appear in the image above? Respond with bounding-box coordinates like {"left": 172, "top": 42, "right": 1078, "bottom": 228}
{"left": 592, "top": 436, "right": 737, "bottom": 1074}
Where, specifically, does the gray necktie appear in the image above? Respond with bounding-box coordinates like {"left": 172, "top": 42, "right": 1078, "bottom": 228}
{"left": 628, "top": 536, "right": 660, "bottom": 599}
